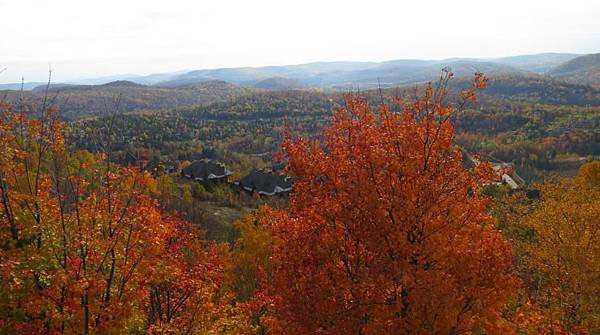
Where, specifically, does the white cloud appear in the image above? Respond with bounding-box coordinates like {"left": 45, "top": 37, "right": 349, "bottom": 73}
{"left": 1, "top": 0, "right": 599, "bottom": 82}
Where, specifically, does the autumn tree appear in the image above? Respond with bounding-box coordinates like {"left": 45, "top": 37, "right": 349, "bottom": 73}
{"left": 147, "top": 222, "right": 255, "bottom": 335}
{"left": 227, "top": 208, "right": 272, "bottom": 302}
{"left": 258, "top": 72, "right": 519, "bottom": 334}
{"left": 577, "top": 160, "right": 600, "bottom": 187}
{"left": 505, "top": 163, "right": 600, "bottom": 333}
{"left": 0, "top": 102, "right": 250, "bottom": 334}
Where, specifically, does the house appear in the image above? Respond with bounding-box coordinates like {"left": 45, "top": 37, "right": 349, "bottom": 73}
{"left": 237, "top": 170, "right": 293, "bottom": 196}
{"left": 181, "top": 159, "right": 233, "bottom": 183}
{"left": 491, "top": 162, "right": 521, "bottom": 189}
{"left": 463, "top": 151, "right": 523, "bottom": 190}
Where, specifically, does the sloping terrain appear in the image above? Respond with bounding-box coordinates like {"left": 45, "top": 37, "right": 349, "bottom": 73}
{"left": 444, "top": 74, "right": 600, "bottom": 106}
{"left": 548, "top": 53, "right": 600, "bottom": 86}
{"left": 153, "top": 59, "right": 525, "bottom": 88}
{"left": 1, "top": 80, "right": 251, "bottom": 119}
{"left": 7, "top": 53, "right": 596, "bottom": 90}
{"left": 253, "top": 77, "right": 305, "bottom": 90}
{"left": 4, "top": 69, "right": 599, "bottom": 123}
{"left": 493, "top": 53, "right": 579, "bottom": 73}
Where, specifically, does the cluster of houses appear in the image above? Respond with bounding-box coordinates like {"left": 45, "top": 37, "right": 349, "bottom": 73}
{"left": 181, "top": 150, "right": 525, "bottom": 198}
{"left": 181, "top": 159, "right": 293, "bottom": 196}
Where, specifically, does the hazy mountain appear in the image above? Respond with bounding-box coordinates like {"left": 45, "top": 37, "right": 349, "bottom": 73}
{"left": 44, "top": 71, "right": 191, "bottom": 87}
{"left": 147, "top": 54, "right": 589, "bottom": 88}
{"left": 32, "top": 83, "right": 81, "bottom": 92}
{"left": 325, "top": 60, "right": 524, "bottom": 89}
{"left": 32, "top": 80, "right": 145, "bottom": 92}
{"left": 548, "top": 53, "right": 600, "bottom": 85}
{"left": 4, "top": 53, "right": 597, "bottom": 91}
{"left": 253, "top": 77, "right": 305, "bottom": 90}
{"left": 493, "top": 53, "right": 580, "bottom": 73}
{"left": 155, "top": 73, "right": 216, "bottom": 87}
{"left": 0, "top": 82, "right": 46, "bottom": 91}
{"left": 3, "top": 70, "right": 599, "bottom": 123}
{"left": 121, "top": 70, "right": 190, "bottom": 85}
{"left": 154, "top": 59, "right": 526, "bottom": 89}
{"left": 69, "top": 74, "right": 142, "bottom": 85}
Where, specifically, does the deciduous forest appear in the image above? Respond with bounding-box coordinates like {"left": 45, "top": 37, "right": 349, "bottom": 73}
{"left": 1, "top": 69, "right": 599, "bottom": 334}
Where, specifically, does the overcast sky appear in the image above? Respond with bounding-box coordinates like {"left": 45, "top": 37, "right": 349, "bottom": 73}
{"left": 1, "top": 0, "right": 599, "bottom": 83}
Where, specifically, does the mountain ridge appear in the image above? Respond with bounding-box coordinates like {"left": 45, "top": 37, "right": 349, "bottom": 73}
{"left": 547, "top": 53, "right": 600, "bottom": 85}
{"left": 3, "top": 52, "right": 593, "bottom": 90}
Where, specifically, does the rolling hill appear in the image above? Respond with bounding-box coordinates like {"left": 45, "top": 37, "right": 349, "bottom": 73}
{"left": 379, "top": 74, "right": 600, "bottom": 107}
{"left": 32, "top": 80, "right": 144, "bottom": 92}
{"left": 492, "top": 53, "right": 580, "bottom": 73}
{"left": 327, "top": 60, "right": 523, "bottom": 88}
{"left": 472, "top": 74, "right": 600, "bottom": 106}
{"left": 4, "top": 72, "right": 599, "bottom": 121}
{"left": 150, "top": 59, "right": 526, "bottom": 89}
{"left": 4, "top": 53, "right": 600, "bottom": 123}
{"left": 548, "top": 53, "right": 600, "bottom": 86}
{"left": 7, "top": 53, "right": 597, "bottom": 90}
{"left": 253, "top": 77, "right": 305, "bottom": 90}
{"left": 0, "top": 82, "right": 46, "bottom": 91}
{"left": 1, "top": 80, "right": 251, "bottom": 119}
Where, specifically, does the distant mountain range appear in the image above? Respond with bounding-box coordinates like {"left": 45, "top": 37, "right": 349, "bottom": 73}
{"left": 2, "top": 52, "right": 599, "bottom": 120}
{"left": 3, "top": 72, "right": 598, "bottom": 121}
{"left": 492, "top": 53, "right": 581, "bottom": 73}
{"left": 126, "top": 53, "right": 582, "bottom": 89}
{"left": 0, "top": 82, "right": 47, "bottom": 91}
{"left": 3, "top": 52, "right": 599, "bottom": 91}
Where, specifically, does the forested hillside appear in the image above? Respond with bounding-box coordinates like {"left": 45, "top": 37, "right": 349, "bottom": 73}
{"left": 1, "top": 80, "right": 251, "bottom": 119}
{"left": 493, "top": 53, "right": 579, "bottom": 73}
{"left": 62, "top": 74, "right": 600, "bottom": 184}
{"left": 548, "top": 53, "right": 600, "bottom": 86}
{"left": 465, "top": 74, "right": 600, "bottom": 106}
{"left": 252, "top": 77, "right": 305, "bottom": 90}
{"left": 2, "top": 72, "right": 599, "bottom": 334}
{"left": 2, "top": 0, "right": 599, "bottom": 330}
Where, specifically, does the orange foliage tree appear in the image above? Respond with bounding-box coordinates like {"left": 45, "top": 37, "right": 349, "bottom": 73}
{"left": 147, "top": 222, "right": 256, "bottom": 335}
{"left": 0, "top": 102, "right": 250, "bottom": 334}
{"left": 505, "top": 163, "right": 600, "bottom": 334}
{"left": 258, "top": 72, "right": 519, "bottom": 334}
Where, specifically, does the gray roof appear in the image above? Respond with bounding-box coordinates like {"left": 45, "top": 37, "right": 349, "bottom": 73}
{"left": 238, "top": 170, "right": 292, "bottom": 196}
{"left": 181, "top": 160, "right": 232, "bottom": 181}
